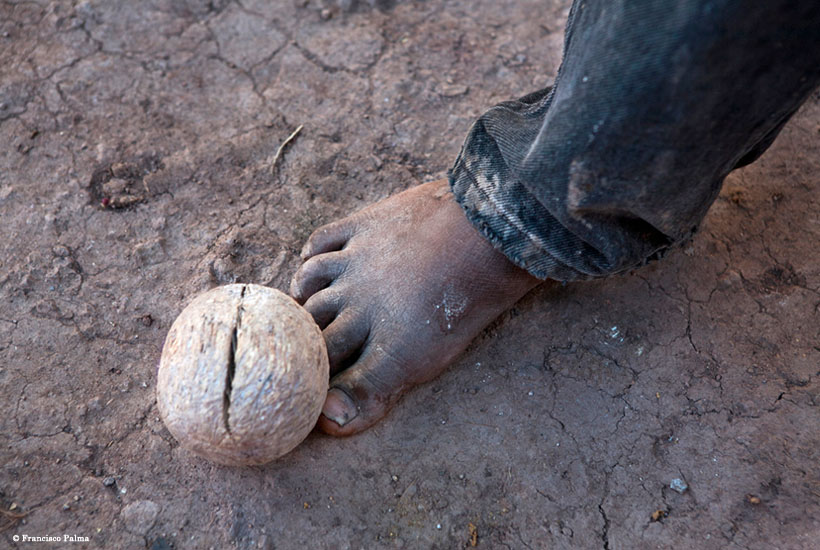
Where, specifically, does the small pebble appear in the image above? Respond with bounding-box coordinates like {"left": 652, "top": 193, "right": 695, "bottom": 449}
{"left": 670, "top": 478, "right": 688, "bottom": 493}
{"left": 438, "top": 83, "right": 469, "bottom": 97}
{"left": 103, "top": 476, "right": 116, "bottom": 487}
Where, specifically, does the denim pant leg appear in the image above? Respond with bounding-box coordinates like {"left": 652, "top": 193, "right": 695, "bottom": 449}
{"left": 449, "top": 0, "right": 820, "bottom": 282}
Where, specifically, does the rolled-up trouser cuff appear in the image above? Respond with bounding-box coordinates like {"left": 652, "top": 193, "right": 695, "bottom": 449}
{"left": 448, "top": 119, "right": 598, "bottom": 283}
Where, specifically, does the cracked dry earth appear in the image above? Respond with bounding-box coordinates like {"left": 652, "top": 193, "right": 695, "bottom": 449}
{"left": 1, "top": 0, "right": 818, "bottom": 549}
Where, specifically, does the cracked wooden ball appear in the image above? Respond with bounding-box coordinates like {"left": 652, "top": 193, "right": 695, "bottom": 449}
{"left": 157, "top": 284, "right": 329, "bottom": 466}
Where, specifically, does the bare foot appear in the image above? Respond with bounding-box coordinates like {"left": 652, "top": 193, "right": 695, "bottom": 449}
{"left": 290, "top": 179, "right": 541, "bottom": 435}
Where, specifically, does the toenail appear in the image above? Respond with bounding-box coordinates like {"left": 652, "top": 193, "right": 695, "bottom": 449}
{"left": 322, "top": 387, "right": 358, "bottom": 427}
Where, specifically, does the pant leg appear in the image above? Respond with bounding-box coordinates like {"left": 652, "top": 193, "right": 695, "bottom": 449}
{"left": 449, "top": 0, "right": 820, "bottom": 282}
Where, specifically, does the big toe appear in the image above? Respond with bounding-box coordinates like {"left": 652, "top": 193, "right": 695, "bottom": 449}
{"left": 317, "top": 346, "right": 413, "bottom": 436}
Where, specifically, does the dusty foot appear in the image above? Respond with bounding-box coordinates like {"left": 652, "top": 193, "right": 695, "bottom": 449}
{"left": 290, "top": 179, "right": 541, "bottom": 435}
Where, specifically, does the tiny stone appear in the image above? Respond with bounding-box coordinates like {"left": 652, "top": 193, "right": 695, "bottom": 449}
{"left": 63, "top": 503, "right": 71, "bottom": 511}
{"left": 320, "top": 8, "right": 332, "bottom": 19}
{"left": 391, "top": 475, "right": 398, "bottom": 482}
{"left": 670, "top": 478, "right": 688, "bottom": 493}
{"left": 103, "top": 476, "right": 116, "bottom": 486}
{"left": 439, "top": 83, "right": 469, "bottom": 97}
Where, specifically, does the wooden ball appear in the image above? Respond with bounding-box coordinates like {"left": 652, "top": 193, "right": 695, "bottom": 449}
{"left": 157, "top": 284, "right": 328, "bottom": 466}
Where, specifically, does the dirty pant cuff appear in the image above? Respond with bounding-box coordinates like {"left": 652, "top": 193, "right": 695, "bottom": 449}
{"left": 447, "top": 119, "right": 590, "bottom": 284}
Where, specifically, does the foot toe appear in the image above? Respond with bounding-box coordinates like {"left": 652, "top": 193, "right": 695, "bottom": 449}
{"left": 290, "top": 251, "right": 349, "bottom": 304}
{"left": 301, "top": 220, "right": 355, "bottom": 261}
{"left": 302, "top": 288, "right": 345, "bottom": 329}
{"left": 317, "top": 345, "right": 408, "bottom": 436}
{"left": 323, "top": 311, "right": 370, "bottom": 372}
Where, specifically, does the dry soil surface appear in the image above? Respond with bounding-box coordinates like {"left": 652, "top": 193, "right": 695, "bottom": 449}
{"left": 1, "top": 1, "right": 819, "bottom": 549}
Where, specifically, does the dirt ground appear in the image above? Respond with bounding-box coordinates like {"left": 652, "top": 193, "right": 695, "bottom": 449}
{"left": 1, "top": 0, "right": 819, "bottom": 548}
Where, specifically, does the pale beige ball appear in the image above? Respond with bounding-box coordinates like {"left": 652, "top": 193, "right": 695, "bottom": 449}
{"left": 157, "top": 284, "right": 329, "bottom": 466}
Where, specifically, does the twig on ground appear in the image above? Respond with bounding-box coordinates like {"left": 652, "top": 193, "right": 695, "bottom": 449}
{"left": 1, "top": 507, "right": 28, "bottom": 533}
{"left": 271, "top": 124, "right": 304, "bottom": 173}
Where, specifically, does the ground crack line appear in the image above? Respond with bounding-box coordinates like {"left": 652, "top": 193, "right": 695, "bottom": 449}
{"left": 598, "top": 501, "right": 611, "bottom": 550}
